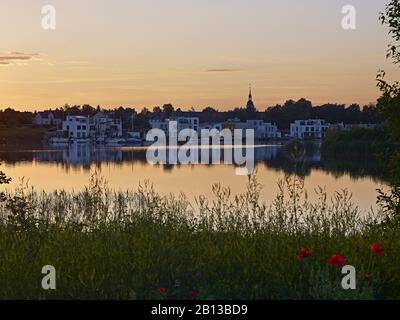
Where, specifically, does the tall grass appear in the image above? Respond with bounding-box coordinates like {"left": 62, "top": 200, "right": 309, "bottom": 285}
{"left": 0, "top": 172, "right": 398, "bottom": 300}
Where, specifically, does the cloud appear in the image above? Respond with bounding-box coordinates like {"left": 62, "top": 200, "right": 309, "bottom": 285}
{"left": 206, "top": 68, "right": 241, "bottom": 72}
{"left": 0, "top": 52, "right": 41, "bottom": 66}
{"left": 63, "top": 60, "right": 104, "bottom": 70}
{"left": 64, "top": 60, "right": 90, "bottom": 66}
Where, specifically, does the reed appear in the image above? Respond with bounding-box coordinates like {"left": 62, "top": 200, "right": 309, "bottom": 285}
{"left": 0, "top": 172, "right": 397, "bottom": 300}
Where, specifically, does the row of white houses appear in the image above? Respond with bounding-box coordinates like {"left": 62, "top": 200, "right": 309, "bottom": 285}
{"left": 149, "top": 117, "right": 376, "bottom": 140}
{"left": 225, "top": 118, "right": 281, "bottom": 139}
{"left": 33, "top": 90, "right": 375, "bottom": 142}
{"left": 290, "top": 119, "right": 329, "bottom": 139}
{"left": 61, "top": 112, "right": 123, "bottom": 140}
{"left": 289, "top": 120, "right": 377, "bottom": 139}
{"left": 149, "top": 117, "right": 281, "bottom": 140}
{"left": 34, "top": 112, "right": 376, "bottom": 142}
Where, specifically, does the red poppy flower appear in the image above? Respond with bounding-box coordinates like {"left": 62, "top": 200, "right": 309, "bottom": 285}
{"left": 296, "top": 248, "right": 312, "bottom": 261}
{"left": 370, "top": 243, "right": 384, "bottom": 257}
{"left": 156, "top": 287, "right": 167, "bottom": 295}
{"left": 188, "top": 290, "right": 199, "bottom": 299}
{"left": 363, "top": 273, "right": 370, "bottom": 281}
{"left": 327, "top": 255, "right": 346, "bottom": 267}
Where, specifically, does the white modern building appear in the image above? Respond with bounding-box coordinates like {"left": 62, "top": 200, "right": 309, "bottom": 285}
{"left": 290, "top": 119, "right": 329, "bottom": 139}
{"left": 62, "top": 116, "right": 90, "bottom": 139}
{"left": 149, "top": 119, "right": 168, "bottom": 132}
{"left": 89, "top": 112, "right": 123, "bottom": 139}
{"left": 199, "top": 122, "right": 223, "bottom": 131}
{"left": 246, "top": 120, "right": 281, "bottom": 139}
{"left": 149, "top": 117, "right": 200, "bottom": 134}
{"left": 61, "top": 113, "right": 122, "bottom": 141}
{"left": 225, "top": 119, "right": 281, "bottom": 139}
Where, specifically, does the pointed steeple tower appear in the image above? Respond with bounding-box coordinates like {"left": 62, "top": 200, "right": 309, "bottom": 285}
{"left": 248, "top": 84, "right": 252, "bottom": 101}
{"left": 246, "top": 83, "right": 256, "bottom": 112}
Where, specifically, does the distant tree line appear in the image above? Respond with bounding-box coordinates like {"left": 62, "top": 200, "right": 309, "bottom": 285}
{"left": 0, "top": 98, "right": 382, "bottom": 132}
{"left": 263, "top": 99, "right": 380, "bottom": 130}
{"left": 0, "top": 108, "right": 35, "bottom": 127}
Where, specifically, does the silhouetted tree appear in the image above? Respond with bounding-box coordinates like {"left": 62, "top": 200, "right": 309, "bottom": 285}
{"left": 202, "top": 106, "right": 217, "bottom": 113}
{"left": 376, "top": 0, "right": 400, "bottom": 220}
{"left": 82, "top": 104, "right": 96, "bottom": 116}
{"left": 0, "top": 164, "right": 11, "bottom": 201}
{"left": 153, "top": 106, "right": 162, "bottom": 115}
{"left": 162, "top": 104, "right": 174, "bottom": 116}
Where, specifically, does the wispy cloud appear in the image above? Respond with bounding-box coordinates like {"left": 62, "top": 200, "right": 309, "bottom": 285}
{"left": 206, "top": 68, "right": 241, "bottom": 72}
{"left": 64, "top": 60, "right": 91, "bottom": 66}
{"left": 0, "top": 52, "right": 42, "bottom": 66}
{"left": 63, "top": 60, "right": 104, "bottom": 70}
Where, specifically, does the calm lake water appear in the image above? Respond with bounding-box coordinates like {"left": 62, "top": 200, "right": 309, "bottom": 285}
{"left": 0, "top": 144, "right": 387, "bottom": 214}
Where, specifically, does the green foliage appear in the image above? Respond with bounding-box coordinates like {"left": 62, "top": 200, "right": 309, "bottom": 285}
{"left": 0, "top": 173, "right": 396, "bottom": 300}
{"left": 377, "top": 186, "right": 400, "bottom": 227}
{"left": 379, "top": 0, "right": 400, "bottom": 64}
{"left": 376, "top": 76, "right": 400, "bottom": 184}
{"left": 322, "top": 126, "right": 391, "bottom": 159}
{"left": 0, "top": 167, "right": 11, "bottom": 185}
{"left": 321, "top": 127, "right": 390, "bottom": 182}
{"left": 376, "top": 0, "right": 400, "bottom": 220}
{"left": 0, "top": 163, "right": 11, "bottom": 202}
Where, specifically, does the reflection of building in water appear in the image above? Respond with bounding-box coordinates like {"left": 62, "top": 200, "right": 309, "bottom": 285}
{"left": 35, "top": 150, "right": 64, "bottom": 163}
{"left": 62, "top": 144, "right": 123, "bottom": 165}
{"left": 307, "top": 152, "right": 321, "bottom": 163}
{"left": 29, "top": 145, "right": 282, "bottom": 167}
{"left": 62, "top": 144, "right": 91, "bottom": 165}
{"left": 254, "top": 146, "right": 279, "bottom": 161}
{"left": 2, "top": 144, "right": 384, "bottom": 183}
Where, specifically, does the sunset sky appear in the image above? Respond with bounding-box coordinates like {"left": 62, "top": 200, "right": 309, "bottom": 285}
{"left": 0, "top": 0, "right": 399, "bottom": 111}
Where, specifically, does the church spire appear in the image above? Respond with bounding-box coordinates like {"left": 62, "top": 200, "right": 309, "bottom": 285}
{"left": 248, "top": 83, "right": 252, "bottom": 100}
{"left": 246, "top": 84, "right": 256, "bottom": 112}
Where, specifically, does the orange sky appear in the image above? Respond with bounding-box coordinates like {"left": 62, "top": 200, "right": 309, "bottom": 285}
{"left": 0, "top": 0, "right": 399, "bottom": 111}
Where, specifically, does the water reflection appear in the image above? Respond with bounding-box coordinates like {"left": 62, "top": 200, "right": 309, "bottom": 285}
{"left": 0, "top": 143, "right": 385, "bottom": 182}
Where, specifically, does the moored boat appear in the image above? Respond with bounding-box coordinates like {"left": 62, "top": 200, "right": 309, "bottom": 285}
{"left": 49, "top": 137, "right": 71, "bottom": 146}
{"left": 105, "top": 138, "right": 126, "bottom": 147}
